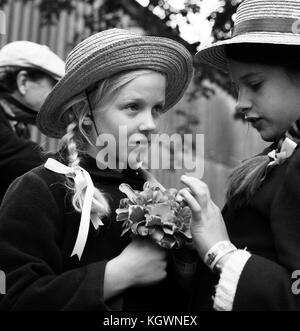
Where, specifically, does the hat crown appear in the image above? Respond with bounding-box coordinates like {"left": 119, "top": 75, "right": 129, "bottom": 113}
{"left": 234, "top": 0, "right": 300, "bottom": 35}
{"left": 65, "top": 29, "right": 140, "bottom": 73}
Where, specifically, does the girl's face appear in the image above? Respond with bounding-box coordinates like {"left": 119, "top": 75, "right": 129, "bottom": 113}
{"left": 18, "top": 75, "right": 57, "bottom": 112}
{"left": 229, "top": 59, "right": 300, "bottom": 141}
{"left": 91, "top": 71, "right": 166, "bottom": 167}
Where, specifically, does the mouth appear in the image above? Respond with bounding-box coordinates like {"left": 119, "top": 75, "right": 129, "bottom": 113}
{"left": 135, "top": 140, "right": 149, "bottom": 146}
{"left": 246, "top": 117, "right": 264, "bottom": 129}
{"left": 135, "top": 136, "right": 151, "bottom": 145}
{"left": 129, "top": 139, "right": 151, "bottom": 149}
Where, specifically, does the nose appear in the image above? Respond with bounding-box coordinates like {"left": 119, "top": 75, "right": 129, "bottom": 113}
{"left": 138, "top": 109, "right": 157, "bottom": 133}
{"left": 235, "top": 89, "right": 252, "bottom": 117}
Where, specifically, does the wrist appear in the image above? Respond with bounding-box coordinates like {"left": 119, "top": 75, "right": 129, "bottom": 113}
{"left": 204, "top": 241, "right": 237, "bottom": 271}
{"left": 104, "top": 257, "right": 131, "bottom": 300}
{"left": 213, "top": 251, "right": 235, "bottom": 273}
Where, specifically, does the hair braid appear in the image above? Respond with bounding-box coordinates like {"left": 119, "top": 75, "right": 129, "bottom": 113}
{"left": 59, "top": 122, "right": 110, "bottom": 218}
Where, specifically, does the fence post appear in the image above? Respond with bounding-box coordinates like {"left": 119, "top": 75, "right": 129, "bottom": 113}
{"left": 0, "top": 10, "right": 6, "bottom": 35}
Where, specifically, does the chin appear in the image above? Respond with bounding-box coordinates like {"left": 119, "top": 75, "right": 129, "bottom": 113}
{"left": 259, "top": 130, "right": 281, "bottom": 142}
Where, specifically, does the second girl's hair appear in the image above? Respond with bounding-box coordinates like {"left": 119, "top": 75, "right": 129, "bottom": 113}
{"left": 225, "top": 44, "right": 300, "bottom": 205}
{"left": 58, "top": 69, "right": 163, "bottom": 220}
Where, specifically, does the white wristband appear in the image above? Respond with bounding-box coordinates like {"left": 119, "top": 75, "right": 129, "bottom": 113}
{"left": 204, "top": 241, "right": 237, "bottom": 271}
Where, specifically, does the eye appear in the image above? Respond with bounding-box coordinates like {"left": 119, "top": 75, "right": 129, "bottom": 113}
{"left": 152, "top": 104, "right": 164, "bottom": 117}
{"left": 125, "top": 103, "right": 139, "bottom": 112}
{"left": 248, "top": 81, "right": 262, "bottom": 91}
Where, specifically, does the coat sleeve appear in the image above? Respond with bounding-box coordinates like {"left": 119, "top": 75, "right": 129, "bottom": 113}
{"left": 0, "top": 171, "right": 110, "bottom": 311}
{"left": 233, "top": 150, "right": 300, "bottom": 311}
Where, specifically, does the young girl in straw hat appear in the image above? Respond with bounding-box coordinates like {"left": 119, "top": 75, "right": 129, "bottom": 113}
{"left": 0, "top": 29, "right": 194, "bottom": 310}
{"left": 180, "top": 0, "right": 300, "bottom": 310}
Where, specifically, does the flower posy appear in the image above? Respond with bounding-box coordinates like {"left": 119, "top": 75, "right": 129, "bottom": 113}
{"left": 116, "top": 182, "right": 192, "bottom": 249}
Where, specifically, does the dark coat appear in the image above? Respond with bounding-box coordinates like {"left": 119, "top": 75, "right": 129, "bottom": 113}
{"left": 0, "top": 97, "right": 44, "bottom": 203}
{"left": 0, "top": 155, "right": 191, "bottom": 311}
{"left": 192, "top": 146, "right": 300, "bottom": 311}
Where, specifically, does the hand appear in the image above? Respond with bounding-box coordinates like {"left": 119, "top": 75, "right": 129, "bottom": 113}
{"left": 178, "top": 175, "right": 230, "bottom": 260}
{"left": 104, "top": 239, "right": 167, "bottom": 300}
{"left": 113, "top": 239, "right": 167, "bottom": 287}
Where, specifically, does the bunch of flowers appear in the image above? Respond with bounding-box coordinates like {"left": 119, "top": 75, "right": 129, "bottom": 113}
{"left": 116, "top": 182, "right": 192, "bottom": 249}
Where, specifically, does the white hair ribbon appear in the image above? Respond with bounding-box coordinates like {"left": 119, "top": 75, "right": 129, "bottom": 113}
{"left": 44, "top": 158, "right": 95, "bottom": 260}
{"left": 267, "top": 137, "right": 297, "bottom": 167}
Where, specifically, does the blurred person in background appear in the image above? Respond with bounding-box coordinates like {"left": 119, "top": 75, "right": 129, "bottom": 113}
{"left": 0, "top": 41, "right": 65, "bottom": 203}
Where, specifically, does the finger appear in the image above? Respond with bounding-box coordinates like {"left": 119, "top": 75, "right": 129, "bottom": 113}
{"left": 179, "top": 188, "right": 202, "bottom": 221}
{"left": 175, "top": 194, "right": 184, "bottom": 203}
{"left": 181, "top": 175, "right": 211, "bottom": 209}
{"left": 176, "top": 188, "right": 192, "bottom": 202}
{"left": 178, "top": 188, "right": 192, "bottom": 195}
{"left": 181, "top": 175, "right": 211, "bottom": 199}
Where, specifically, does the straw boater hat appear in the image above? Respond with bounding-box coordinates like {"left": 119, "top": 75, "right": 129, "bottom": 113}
{"left": 196, "top": 0, "right": 300, "bottom": 72}
{"left": 37, "top": 28, "right": 193, "bottom": 138}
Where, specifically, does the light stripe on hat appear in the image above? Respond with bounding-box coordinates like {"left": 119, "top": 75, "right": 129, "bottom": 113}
{"left": 236, "top": 0, "right": 300, "bottom": 25}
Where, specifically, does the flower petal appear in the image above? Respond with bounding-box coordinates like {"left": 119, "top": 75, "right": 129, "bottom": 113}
{"left": 119, "top": 184, "right": 139, "bottom": 203}
{"left": 159, "top": 235, "right": 177, "bottom": 249}
{"left": 129, "top": 205, "right": 146, "bottom": 223}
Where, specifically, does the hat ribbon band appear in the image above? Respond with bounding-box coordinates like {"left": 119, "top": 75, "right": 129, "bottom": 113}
{"left": 232, "top": 17, "right": 300, "bottom": 37}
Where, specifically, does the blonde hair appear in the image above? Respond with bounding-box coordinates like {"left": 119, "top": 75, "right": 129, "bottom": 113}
{"left": 58, "top": 69, "right": 163, "bottom": 219}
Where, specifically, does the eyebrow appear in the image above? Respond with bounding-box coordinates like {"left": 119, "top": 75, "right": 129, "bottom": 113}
{"left": 120, "top": 97, "right": 165, "bottom": 105}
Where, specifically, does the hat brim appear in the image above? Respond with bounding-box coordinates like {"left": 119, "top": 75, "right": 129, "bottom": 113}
{"left": 37, "top": 37, "right": 193, "bottom": 138}
{"left": 196, "top": 32, "right": 300, "bottom": 72}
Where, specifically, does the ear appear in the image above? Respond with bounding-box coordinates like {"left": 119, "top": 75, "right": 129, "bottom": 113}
{"left": 16, "top": 70, "right": 29, "bottom": 95}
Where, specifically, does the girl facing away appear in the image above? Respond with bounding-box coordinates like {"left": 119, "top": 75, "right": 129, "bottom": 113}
{"left": 180, "top": 0, "right": 300, "bottom": 311}
{"left": 0, "top": 29, "right": 194, "bottom": 310}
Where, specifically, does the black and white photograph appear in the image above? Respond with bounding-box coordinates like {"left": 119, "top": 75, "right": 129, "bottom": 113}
{"left": 0, "top": 0, "right": 300, "bottom": 319}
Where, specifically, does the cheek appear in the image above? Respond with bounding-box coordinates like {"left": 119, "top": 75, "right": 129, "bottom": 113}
{"left": 29, "top": 87, "right": 52, "bottom": 107}
{"left": 96, "top": 111, "right": 122, "bottom": 136}
{"left": 39, "top": 89, "right": 52, "bottom": 104}
{"left": 262, "top": 115, "right": 291, "bottom": 140}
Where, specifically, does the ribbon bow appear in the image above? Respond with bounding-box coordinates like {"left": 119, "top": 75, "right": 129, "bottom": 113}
{"left": 44, "top": 158, "right": 103, "bottom": 260}
{"left": 267, "top": 137, "right": 298, "bottom": 167}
